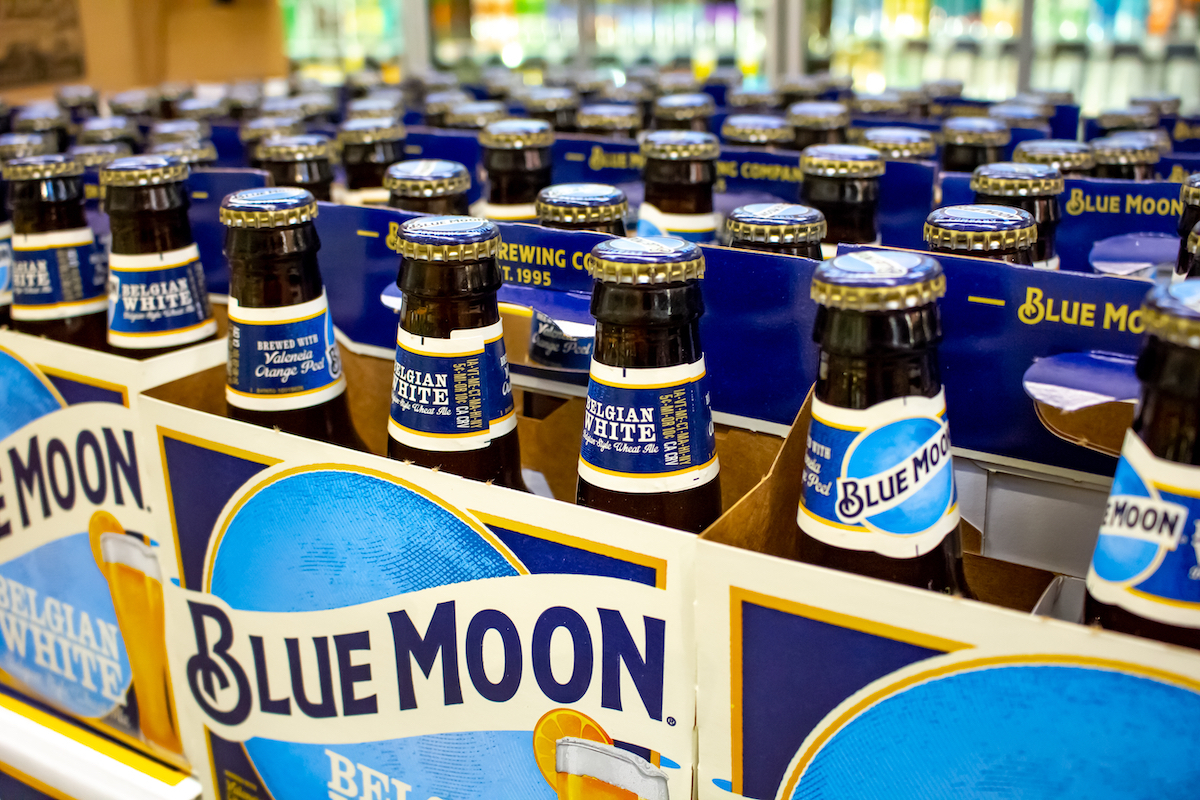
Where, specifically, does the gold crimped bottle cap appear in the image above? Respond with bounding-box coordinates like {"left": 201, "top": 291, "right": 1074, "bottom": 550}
{"left": 536, "top": 183, "right": 628, "bottom": 224}
{"left": 337, "top": 117, "right": 407, "bottom": 144}
{"left": 1090, "top": 135, "right": 1160, "bottom": 165}
{"left": 1098, "top": 106, "right": 1158, "bottom": 130}
{"left": 67, "top": 142, "right": 132, "bottom": 168}
{"left": 1141, "top": 281, "right": 1200, "bottom": 349}
{"left": 942, "top": 116, "right": 1010, "bottom": 146}
{"left": 149, "top": 118, "right": 211, "bottom": 144}
{"left": 729, "top": 88, "right": 779, "bottom": 108}
{"left": 779, "top": 74, "right": 826, "bottom": 98}
{"left": 148, "top": 139, "right": 217, "bottom": 164}
{"left": 586, "top": 236, "right": 705, "bottom": 284}
{"left": 600, "top": 82, "right": 653, "bottom": 104}
{"left": 383, "top": 159, "right": 472, "bottom": 197}
{"left": 726, "top": 203, "right": 826, "bottom": 245}
{"left": 862, "top": 126, "right": 936, "bottom": 159}
{"left": 786, "top": 101, "right": 850, "bottom": 130}
{"left": 100, "top": 154, "right": 188, "bottom": 186}
{"left": 1012, "top": 138, "right": 1095, "bottom": 172}
{"left": 2, "top": 153, "right": 83, "bottom": 181}
{"left": 653, "top": 92, "right": 716, "bottom": 121}
{"left": 396, "top": 216, "right": 500, "bottom": 261}
{"left": 577, "top": 103, "right": 640, "bottom": 131}
{"left": 108, "top": 89, "right": 157, "bottom": 116}
{"left": 239, "top": 115, "right": 305, "bottom": 143}
{"left": 444, "top": 101, "right": 508, "bottom": 128}
{"left": 800, "top": 144, "right": 885, "bottom": 178}
{"left": 522, "top": 87, "right": 579, "bottom": 112}
{"left": 721, "top": 114, "right": 793, "bottom": 145}
{"left": 424, "top": 89, "right": 473, "bottom": 115}
{"left": 970, "top": 162, "right": 1064, "bottom": 197}
{"left": 640, "top": 129, "right": 720, "bottom": 160}
{"left": 220, "top": 187, "right": 318, "bottom": 228}
{"left": 811, "top": 250, "right": 946, "bottom": 311}
{"left": 1182, "top": 173, "right": 1200, "bottom": 207}
{"left": 924, "top": 204, "right": 1038, "bottom": 252}
{"left": 14, "top": 102, "right": 68, "bottom": 132}
{"left": 0, "top": 132, "right": 55, "bottom": 160}
{"left": 479, "top": 117, "right": 555, "bottom": 149}
{"left": 851, "top": 91, "right": 908, "bottom": 115}
{"left": 256, "top": 134, "right": 332, "bottom": 162}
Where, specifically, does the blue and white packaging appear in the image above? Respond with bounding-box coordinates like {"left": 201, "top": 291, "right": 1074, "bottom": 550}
{"left": 107, "top": 244, "right": 216, "bottom": 350}
{"left": 11, "top": 227, "right": 107, "bottom": 323}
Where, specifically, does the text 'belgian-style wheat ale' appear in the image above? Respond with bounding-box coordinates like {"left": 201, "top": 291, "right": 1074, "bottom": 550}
{"left": 797, "top": 250, "right": 968, "bottom": 595}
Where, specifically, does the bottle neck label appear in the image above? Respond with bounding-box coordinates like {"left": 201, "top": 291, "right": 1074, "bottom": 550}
{"left": 10, "top": 227, "right": 107, "bottom": 320}
{"left": 226, "top": 291, "right": 346, "bottom": 411}
{"left": 799, "top": 390, "right": 959, "bottom": 557}
{"left": 387, "top": 319, "right": 516, "bottom": 452}
{"left": 578, "top": 357, "right": 719, "bottom": 494}
{"left": 107, "top": 243, "right": 216, "bottom": 349}
{"left": 1087, "top": 430, "right": 1200, "bottom": 629}
{"left": 474, "top": 200, "right": 539, "bottom": 221}
{"left": 636, "top": 202, "right": 718, "bottom": 243}
{"left": 0, "top": 220, "right": 12, "bottom": 307}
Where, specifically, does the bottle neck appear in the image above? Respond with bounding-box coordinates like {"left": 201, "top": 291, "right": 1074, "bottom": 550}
{"left": 813, "top": 304, "right": 942, "bottom": 409}
{"left": 942, "top": 143, "right": 1001, "bottom": 173}
{"left": 643, "top": 158, "right": 715, "bottom": 213}
{"left": 794, "top": 127, "right": 847, "bottom": 149}
{"left": 1134, "top": 336, "right": 1200, "bottom": 464}
{"left": 8, "top": 177, "right": 86, "bottom": 233}
{"left": 397, "top": 255, "right": 503, "bottom": 337}
{"left": 541, "top": 217, "right": 627, "bottom": 235}
{"left": 591, "top": 281, "right": 705, "bottom": 368}
{"left": 105, "top": 182, "right": 192, "bottom": 255}
{"left": 928, "top": 240, "right": 1035, "bottom": 266}
{"left": 801, "top": 174, "right": 879, "bottom": 244}
{"left": 485, "top": 147, "right": 552, "bottom": 205}
{"left": 227, "top": 222, "right": 324, "bottom": 308}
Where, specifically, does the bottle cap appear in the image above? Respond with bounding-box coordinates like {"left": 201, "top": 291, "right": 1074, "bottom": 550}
{"left": 728, "top": 88, "right": 779, "bottom": 108}
{"left": 726, "top": 203, "right": 826, "bottom": 245}
{"left": 258, "top": 96, "right": 309, "bottom": 118}
{"left": 587, "top": 236, "right": 705, "bottom": 283}
{"left": 479, "top": 117, "right": 555, "bottom": 149}
{"left": 1012, "top": 138, "right": 1095, "bottom": 172}
{"left": 1141, "top": 281, "right": 1200, "bottom": 348}
{"left": 523, "top": 87, "right": 579, "bottom": 112}
{"left": 653, "top": 92, "right": 716, "bottom": 121}
{"left": 970, "top": 162, "right": 1064, "bottom": 197}
{"left": 293, "top": 91, "right": 338, "bottom": 118}
{"left": 862, "top": 126, "right": 936, "bottom": 159}
{"left": 220, "top": 187, "right": 318, "bottom": 228}
{"left": 1029, "top": 88, "right": 1074, "bottom": 106}
{"left": 348, "top": 69, "right": 383, "bottom": 92}
{"left": 1130, "top": 94, "right": 1182, "bottom": 116}
{"left": 942, "top": 115, "right": 1010, "bottom": 146}
{"left": 922, "top": 78, "right": 964, "bottom": 99}
{"left": 68, "top": 142, "right": 132, "bottom": 168}
{"left": 988, "top": 103, "right": 1049, "bottom": 126}
{"left": 1097, "top": 106, "right": 1159, "bottom": 130}
{"left": 600, "top": 82, "right": 653, "bottom": 104}
{"left": 2, "top": 153, "right": 83, "bottom": 181}
{"left": 0, "top": 132, "right": 55, "bottom": 160}
{"left": 1090, "top": 135, "right": 1161, "bottom": 166}
{"left": 482, "top": 67, "right": 520, "bottom": 96}
{"left": 256, "top": 133, "right": 332, "bottom": 162}
{"left": 100, "top": 154, "right": 188, "bottom": 186}
{"left": 657, "top": 73, "right": 701, "bottom": 95}
{"left": 383, "top": 159, "right": 472, "bottom": 197}
{"left": 177, "top": 96, "right": 229, "bottom": 120}
{"left": 148, "top": 139, "right": 218, "bottom": 164}
{"left": 413, "top": 70, "right": 458, "bottom": 93}
{"left": 347, "top": 96, "right": 403, "bottom": 120}
{"left": 924, "top": 204, "right": 1038, "bottom": 252}
{"left": 108, "top": 89, "right": 156, "bottom": 116}
{"left": 800, "top": 143, "right": 885, "bottom": 178}
{"left": 786, "top": 101, "right": 850, "bottom": 129}
{"left": 640, "top": 129, "right": 720, "bottom": 160}
{"left": 158, "top": 81, "right": 194, "bottom": 102}
{"left": 55, "top": 84, "right": 97, "bottom": 108}
{"left": 536, "top": 183, "right": 628, "bottom": 224}
{"left": 336, "top": 116, "right": 407, "bottom": 145}
{"left": 1188, "top": 224, "right": 1200, "bottom": 255}
{"left": 1006, "top": 93, "right": 1056, "bottom": 117}
{"left": 150, "top": 118, "right": 211, "bottom": 144}
{"left": 239, "top": 115, "right": 305, "bottom": 143}
{"left": 396, "top": 215, "right": 500, "bottom": 261}
{"left": 577, "top": 103, "right": 641, "bottom": 131}
{"left": 1182, "top": 173, "right": 1200, "bottom": 207}
{"left": 14, "top": 102, "right": 68, "bottom": 132}
{"left": 444, "top": 101, "right": 508, "bottom": 128}
{"left": 721, "top": 114, "right": 793, "bottom": 145}
{"left": 572, "top": 69, "right": 615, "bottom": 94}
{"left": 424, "top": 89, "right": 473, "bottom": 115}
{"left": 78, "top": 115, "right": 140, "bottom": 145}
{"left": 1107, "top": 128, "right": 1171, "bottom": 154}
{"left": 851, "top": 91, "right": 908, "bottom": 115}
{"left": 812, "top": 250, "right": 946, "bottom": 311}
{"left": 778, "top": 74, "right": 825, "bottom": 97}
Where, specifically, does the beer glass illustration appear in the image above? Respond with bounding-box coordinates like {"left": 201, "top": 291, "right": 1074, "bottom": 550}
{"left": 554, "top": 738, "right": 669, "bottom": 800}
{"left": 89, "top": 511, "right": 183, "bottom": 753}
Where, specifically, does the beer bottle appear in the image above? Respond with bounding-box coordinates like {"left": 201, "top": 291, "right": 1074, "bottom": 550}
{"left": 786, "top": 102, "right": 850, "bottom": 150}
{"left": 577, "top": 236, "right": 721, "bottom": 532}
{"left": 0, "top": 134, "right": 52, "bottom": 325}
{"left": 799, "top": 144, "right": 885, "bottom": 258}
{"left": 239, "top": 116, "right": 304, "bottom": 168}
{"left": 728, "top": 88, "right": 781, "bottom": 114}
{"left": 346, "top": 95, "right": 402, "bottom": 121}
{"left": 479, "top": 118, "right": 554, "bottom": 222}
{"left": 1109, "top": 128, "right": 1172, "bottom": 156}
{"left": 862, "top": 127, "right": 936, "bottom": 161}
{"left": 576, "top": 104, "right": 641, "bottom": 138}
{"left": 652, "top": 93, "right": 716, "bottom": 133}
{"left": 924, "top": 204, "right": 1037, "bottom": 266}
{"left": 637, "top": 130, "right": 720, "bottom": 243}
{"left": 14, "top": 103, "right": 70, "bottom": 153}
{"left": 1096, "top": 106, "right": 1158, "bottom": 136}
{"left": 1084, "top": 280, "right": 1200, "bottom": 650}
{"left": 55, "top": 84, "right": 99, "bottom": 121}
{"left": 851, "top": 91, "right": 909, "bottom": 118}
{"left": 4, "top": 154, "right": 107, "bottom": 348}
{"left": 100, "top": 156, "right": 216, "bottom": 357}
{"left": 78, "top": 116, "right": 143, "bottom": 154}
{"left": 108, "top": 89, "right": 156, "bottom": 120}
{"left": 941, "top": 116, "right": 1010, "bottom": 173}
{"left": 157, "top": 82, "right": 194, "bottom": 119}
{"left": 721, "top": 114, "right": 793, "bottom": 150}
{"left": 403, "top": 69, "right": 459, "bottom": 110}
{"left": 256, "top": 134, "right": 334, "bottom": 201}
{"left": 385, "top": 159, "right": 472, "bottom": 215}
{"left": 1090, "top": 136, "right": 1159, "bottom": 181}
{"left": 1176, "top": 175, "right": 1200, "bottom": 278}
{"left": 599, "top": 82, "right": 654, "bottom": 128}
{"left": 387, "top": 216, "right": 526, "bottom": 489}
{"left": 176, "top": 97, "right": 229, "bottom": 123}
{"left": 970, "top": 162, "right": 1064, "bottom": 270}
{"left": 226, "top": 81, "right": 263, "bottom": 120}
{"left": 798, "top": 250, "right": 968, "bottom": 594}
{"left": 148, "top": 119, "right": 210, "bottom": 147}
{"left": 220, "top": 187, "right": 366, "bottom": 450}
{"left": 522, "top": 87, "right": 579, "bottom": 132}
{"left": 571, "top": 69, "right": 614, "bottom": 103}
{"left": 779, "top": 75, "right": 825, "bottom": 108}
{"left": 626, "top": 64, "right": 660, "bottom": 91}
{"left": 336, "top": 117, "right": 406, "bottom": 206}
{"left": 536, "top": 183, "right": 628, "bottom": 235}
{"left": 443, "top": 101, "right": 508, "bottom": 131}
{"left": 725, "top": 203, "right": 825, "bottom": 258}
{"left": 1012, "top": 139, "right": 1095, "bottom": 178}
{"left": 1130, "top": 94, "right": 1182, "bottom": 118}
{"left": 148, "top": 139, "right": 218, "bottom": 170}
{"left": 422, "top": 90, "right": 473, "bottom": 128}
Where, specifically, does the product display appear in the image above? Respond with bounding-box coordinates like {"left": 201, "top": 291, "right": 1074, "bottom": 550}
{"left": 384, "top": 158, "right": 472, "bottom": 214}
{"left": 477, "top": 118, "right": 554, "bottom": 221}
